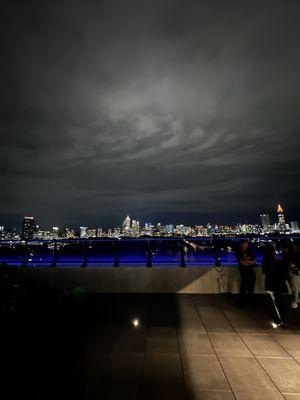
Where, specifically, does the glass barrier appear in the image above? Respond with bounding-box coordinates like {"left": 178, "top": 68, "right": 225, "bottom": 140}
{"left": 150, "top": 239, "right": 181, "bottom": 265}
{"left": 0, "top": 241, "right": 26, "bottom": 265}
{"left": 118, "top": 239, "right": 149, "bottom": 265}
{"left": 26, "top": 240, "right": 54, "bottom": 265}
{"left": 87, "top": 240, "right": 116, "bottom": 265}
{"left": 0, "top": 236, "right": 298, "bottom": 267}
{"left": 184, "top": 238, "right": 216, "bottom": 266}
{"left": 55, "top": 240, "right": 83, "bottom": 266}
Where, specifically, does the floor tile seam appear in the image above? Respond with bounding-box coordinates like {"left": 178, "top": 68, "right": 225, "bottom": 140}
{"left": 180, "top": 352, "right": 217, "bottom": 356}
{"left": 220, "top": 307, "right": 269, "bottom": 334}
{"left": 140, "top": 321, "right": 151, "bottom": 397}
{"left": 178, "top": 332, "right": 211, "bottom": 337}
{"left": 176, "top": 320, "right": 189, "bottom": 400}
{"left": 145, "top": 350, "right": 180, "bottom": 355}
{"left": 255, "top": 354, "right": 290, "bottom": 396}
{"left": 254, "top": 355, "right": 294, "bottom": 359}
{"left": 234, "top": 325, "right": 273, "bottom": 360}
{"left": 214, "top": 306, "right": 244, "bottom": 335}
{"left": 191, "top": 296, "right": 239, "bottom": 400}
{"left": 187, "top": 388, "right": 234, "bottom": 393}
{"left": 281, "top": 391, "right": 300, "bottom": 395}
{"left": 240, "top": 332, "right": 270, "bottom": 336}
{"left": 271, "top": 334, "right": 300, "bottom": 362}
{"left": 182, "top": 354, "right": 227, "bottom": 359}
{"left": 207, "top": 332, "right": 244, "bottom": 335}
{"left": 208, "top": 353, "right": 255, "bottom": 358}
{"left": 225, "top": 320, "right": 288, "bottom": 398}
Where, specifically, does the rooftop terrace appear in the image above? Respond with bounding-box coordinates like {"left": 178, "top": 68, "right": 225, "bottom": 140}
{"left": 2, "top": 292, "right": 300, "bottom": 399}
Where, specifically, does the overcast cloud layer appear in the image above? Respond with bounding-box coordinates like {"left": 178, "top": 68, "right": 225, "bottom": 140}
{"left": 1, "top": 0, "right": 300, "bottom": 228}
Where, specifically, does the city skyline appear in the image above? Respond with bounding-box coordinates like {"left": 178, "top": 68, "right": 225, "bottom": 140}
{"left": 1, "top": 203, "right": 299, "bottom": 240}
{"left": 1, "top": 201, "right": 298, "bottom": 231}
{"left": 2, "top": 203, "right": 300, "bottom": 233}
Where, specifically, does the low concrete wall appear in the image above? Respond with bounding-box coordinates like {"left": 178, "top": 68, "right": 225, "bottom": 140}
{"left": 15, "top": 265, "right": 266, "bottom": 294}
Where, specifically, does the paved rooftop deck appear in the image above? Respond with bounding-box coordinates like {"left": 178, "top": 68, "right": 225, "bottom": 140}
{"left": 2, "top": 293, "right": 300, "bottom": 399}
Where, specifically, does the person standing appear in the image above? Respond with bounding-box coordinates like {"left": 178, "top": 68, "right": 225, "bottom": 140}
{"left": 262, "top": 246, "right": 288, "bottom": 324}
{"left": 289, "top": 241, "right": 300, "bottom": 309}
{"left": 236, "top": 240, "right": 257, "bottom": 306}
{"left": 281, "top": 240, "right": 300, "bottom": 309}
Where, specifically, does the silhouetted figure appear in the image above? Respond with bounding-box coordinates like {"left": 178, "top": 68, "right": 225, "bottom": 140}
{"left": 290, "top": 242, "right": 300, "bottom": 308}
{"left": 287, "top": 241, "right": 300, "bottom": 309}
{"left": 236, "top": 240, "right": 256, "bottom": 306}
{"left": 262, "top": 246, "right": 288, "bottom": 325}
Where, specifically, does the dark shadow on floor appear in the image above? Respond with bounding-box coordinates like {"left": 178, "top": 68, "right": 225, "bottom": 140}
{"left": 1, "top": 289, "right": 186, "bottom": 400}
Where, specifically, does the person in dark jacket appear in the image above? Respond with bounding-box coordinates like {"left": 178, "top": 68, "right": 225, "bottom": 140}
{"left": 281, "top": 240, "right": 300, "bottom": 308}
{"left": 236, "top": 240, "right": 256, "bottom": 305}
{"left": 262, "top": 245, "right": 288, "bottom": 324}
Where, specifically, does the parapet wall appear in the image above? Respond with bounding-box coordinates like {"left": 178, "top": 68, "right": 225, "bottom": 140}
{"left": 15, "top": 265, "right": 266, "bottom": 293}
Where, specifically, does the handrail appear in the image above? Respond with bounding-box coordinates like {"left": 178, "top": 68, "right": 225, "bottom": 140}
{"left": 0, "top": 236, "right": 296, "bottom": 268}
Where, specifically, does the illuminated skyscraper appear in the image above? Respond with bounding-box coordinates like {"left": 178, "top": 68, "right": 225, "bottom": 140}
{"left": 65, "top": 228, "right": 76, "bottom": 239}
{"left": 132, "top": 220, "right": 140, "bottom": 236}
{"left": 86, "top": 228, "right": 97, "bottom": 238}
{"left": 260, "top": 214, "right": 271, "bottom": 231}
{"left": 80, "top": 226, "right": 88, "bottom": 238}
{"left": 165, "top": 224, "right": 174, "bottom": 234}
{"left": 123, "top": 215, "right": 131, "bottom": 231}
{"left": 22, "top": 216, "right": 36, "bottom": 239}
{"left": 52, "top": 227, "right": 59, "bottom": 239}
{"left": 97, "top": 227, "right": 103, "bottom": 237}
{"left": 291, "top": 221, "right": 299, "bottom": 233}
{"left": 277, "top": 204, "right": 286, "bottom": 229}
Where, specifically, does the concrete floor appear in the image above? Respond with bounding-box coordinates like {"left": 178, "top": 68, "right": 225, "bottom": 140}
{"left": 2, "top": 293, "right": 300, "bottom": 399}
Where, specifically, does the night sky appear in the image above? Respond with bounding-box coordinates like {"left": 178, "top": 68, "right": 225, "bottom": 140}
{"left": 1, "top": 0, "right": 300, "bottom": 229}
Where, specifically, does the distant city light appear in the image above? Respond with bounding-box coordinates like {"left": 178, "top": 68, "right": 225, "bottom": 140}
{"left": 0, "top": 204, "right": 299, "bottom": 241}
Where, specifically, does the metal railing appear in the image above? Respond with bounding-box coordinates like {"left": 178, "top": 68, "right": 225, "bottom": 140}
{"left": 0, "top": 236, "right": 297, "bottom": 268}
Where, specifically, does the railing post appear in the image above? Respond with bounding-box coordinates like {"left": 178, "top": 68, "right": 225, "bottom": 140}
{"left": 180, "top": 239, "right": 186, "bottom": 268}
{"left": 214, "top": 237, "right": 222, "bottom": 267}
{"left": 21, "top": 240, "right": 27, "bottom": 267}
{"left": 146, "top": 239, "right": 152, "bottom": 267}
{"left": 81, "top": 239, "right": 87, "bottom": 267}
{"left": 51, "top": 240, "right": 57, "bottom": 267}
{"left": 114, "top": 239, "right": 119, "bottom": 267}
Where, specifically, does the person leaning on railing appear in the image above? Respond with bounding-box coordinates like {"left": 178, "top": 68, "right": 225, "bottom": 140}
{"left": 235, "top": 240, "right": 257, "bottom": 306}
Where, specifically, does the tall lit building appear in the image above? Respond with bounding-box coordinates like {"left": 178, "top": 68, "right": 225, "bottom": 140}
{"left": 52, "top": 227, "right": 59, "bottom": 239}
{"left": 122, "top": 215, "right": 131, "bottom": 233}
{"left": 260, "top": 214, "right": 271, "bottom": 231}
{"left": 291, "top": 221, "right": 299, "bottom": 233}
{"left": 165, "top": 224, "right": 174, "bottom": 234}
{"left": 22, "top": 216, "right": 36, "bottom": 239}
{"left": 132, "top": 220, "right": 140, "bottom": 236}
{"left": 113, "top": 227, "right": 121, "bottom": 237}
{"left": 277, "top": 204, "right": 286, "bottom": 229}
{"left": 80, "top": 226, "right": 88, "bottom": 238}
{"left": 86, "top": 228, "right": 97, "bottom": 238}
{"left": 97, "top": 227, "right": 103, "bottom": 237}
{"left": 65, "top": 228, "right": 76, "bottom": 239}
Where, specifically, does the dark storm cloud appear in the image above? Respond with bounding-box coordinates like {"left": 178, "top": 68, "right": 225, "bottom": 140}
{"left": 1, "top": 0, "right": 300, "bottom": 227}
